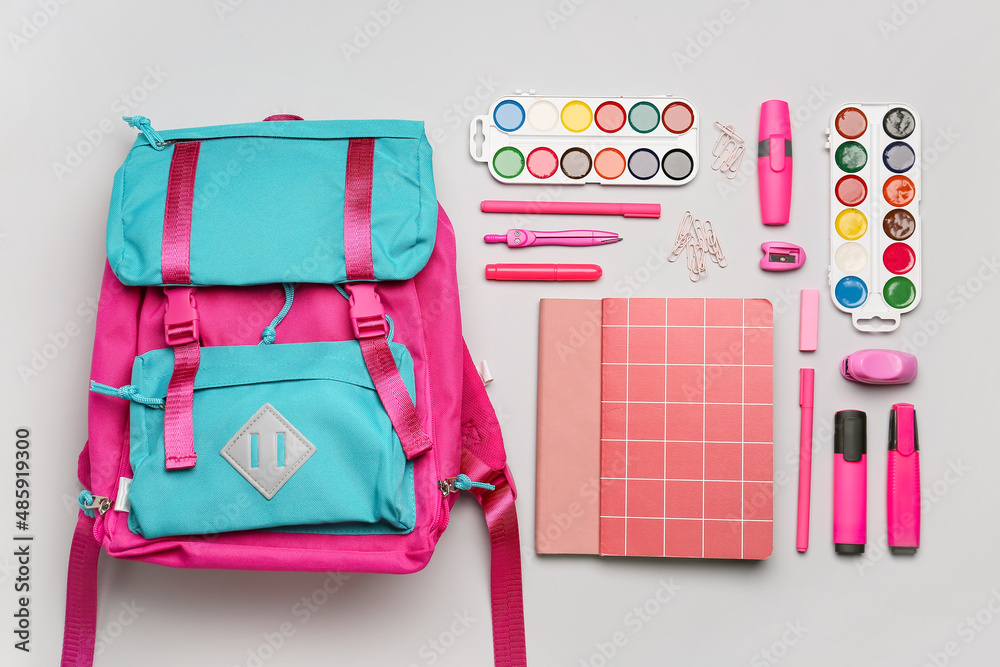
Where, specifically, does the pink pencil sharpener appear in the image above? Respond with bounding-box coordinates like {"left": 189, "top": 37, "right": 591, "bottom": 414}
{"left": 760, "top": 242, "right": 805, "bottom": 271}
{"left": 841, "top": 349, "right": 918, "bottom": 385}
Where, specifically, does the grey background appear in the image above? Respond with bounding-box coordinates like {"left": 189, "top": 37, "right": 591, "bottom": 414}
{"left": 1, "top": 0, "right": 998, "bottom": 665}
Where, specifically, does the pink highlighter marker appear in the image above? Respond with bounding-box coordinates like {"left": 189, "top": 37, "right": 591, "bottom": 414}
{"left": 796, "top": 369, "right": 815, "bottom": 553}
{"left": 887, "top": 403, "right": 920, "bottom": 555}
{"left": 834, "top": 410, "right": 867, "bottom": 555}
{"left": 484, "top": 263, "right": 602, "bottom": 281}
{"left": 757, "top": 100, "right": 793, "bottom": 225}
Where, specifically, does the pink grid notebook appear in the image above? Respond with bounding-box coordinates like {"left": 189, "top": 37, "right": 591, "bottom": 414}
{"left": 599, "top": 298, "right": 773, "bottom": 559}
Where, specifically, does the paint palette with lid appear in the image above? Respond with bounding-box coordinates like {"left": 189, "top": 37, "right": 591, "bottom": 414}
{"left": 470, "top": 94, "right": 699, "bottom": 186}
{"left": 826, "top": 104, "right": 921, "bottom": 332}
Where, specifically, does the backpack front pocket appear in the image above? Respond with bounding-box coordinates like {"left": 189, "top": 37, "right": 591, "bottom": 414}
{"left": 124, "top": 341, "right": 416, "bottom": 539}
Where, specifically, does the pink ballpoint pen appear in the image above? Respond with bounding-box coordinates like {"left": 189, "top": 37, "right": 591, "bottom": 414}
{"left": 797, "top": 369, "right": 815, "bottom": 552}
{"left": 484, "top": 229, "right": 622, "bottom": 248}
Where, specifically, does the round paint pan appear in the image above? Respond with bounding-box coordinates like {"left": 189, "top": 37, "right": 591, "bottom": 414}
{"left": 560, "top": 147, "right": 592, "bottom": 179}
{"left": 661, "top": 149, "right": 694, "bottom": 181}
{"left": 561, "top": 100, "right": 593, "bottom": 133}
{"left": 884, "top": 276, "right": 917, "bottom": 309}
{"left": 883, "top": 141, "right": 915, "bottom": 173}
{"left": 835, "top": 208, "right": 868, "bottom": 241}
{"left": 662, "top": 102, "right": 694, "bottom": 134}
{"left": 835, "top": 276, "right": 869, "bottom": 309}
{"left": 835, "top": 175, "right": 867, "bottom": 206}
{"left": 835, "top": 142, "right": 868, "bottom": 173}
{"left": 883, "top": 107, "right": 916, "bottom": 140}
{"left": 883, "top": 175, "right": 915, "bottom": 207}
{"left": 835, "top": 242, "right": 868, "bottom": 274}
{"left": 526, "top": 100, "right": 559, "bottom": 132}
{"left": 835, "top": 107, "right": 868, "bottom": 139}
{"left": 493, "top": 100, "right": 525, "bottom": 133}
{"left": 627, "top": 148, "right": 660, "bottom": 180}
{"left": 628, "top": 102, "right": 660, "bottom": 133}
{"left": 883, "top": 209, "right": 916, "bottom": 241}
{"left": 594, "top": 148, "right": 626, "bottom": 180}
{"left": 594, "top": 101, "right": 627, "bottom": 133}
{"left": 883, "top": 242, "right": 916, "bottom": 275}
{"left": 526, "top": 147, "right": 558, "bottom": 179}
{"left": 492, "top": 147, "right": 524, "bottom": 179}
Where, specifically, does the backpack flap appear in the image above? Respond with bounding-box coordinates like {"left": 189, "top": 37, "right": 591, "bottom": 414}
{"left": 106, "top": 118, "right": 437, "bottom": 286}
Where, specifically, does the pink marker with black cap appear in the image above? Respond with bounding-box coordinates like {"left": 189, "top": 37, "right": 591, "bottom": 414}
{"left": 834, "top": 410, "right": 867, "bottom": 554}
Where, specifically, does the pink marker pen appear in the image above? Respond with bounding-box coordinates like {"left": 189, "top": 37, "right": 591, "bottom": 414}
{"left": 796, "top": 369, "right": 815, "bottom": 553}
{"left": 834, "top": 410, "right": 867, "bottom": 554}
{"left": 757, "top": 100, "right": 793, "bottom": 225}
{"left": 887, "top": 403, "right": 920, "bottom": 555}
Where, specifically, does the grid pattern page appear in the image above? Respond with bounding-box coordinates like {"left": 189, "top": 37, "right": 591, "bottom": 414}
{"left": 599, "top": 298, "right": 773, "bottom": 559}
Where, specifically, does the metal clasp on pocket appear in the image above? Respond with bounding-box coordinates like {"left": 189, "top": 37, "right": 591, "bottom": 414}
{"left": 345, "top": 283, "right": 388, "bottom": 339}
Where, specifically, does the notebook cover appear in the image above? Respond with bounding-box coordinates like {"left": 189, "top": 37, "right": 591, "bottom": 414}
{"left": 599, "top": 298, "right": 774, "bottom": 559}
{"left": 535, "top": 299, "right": 603, "bottom": 554}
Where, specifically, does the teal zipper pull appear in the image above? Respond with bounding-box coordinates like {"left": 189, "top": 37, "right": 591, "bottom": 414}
{"left": 122, "top": 115, "right": 166, "bottom": 150}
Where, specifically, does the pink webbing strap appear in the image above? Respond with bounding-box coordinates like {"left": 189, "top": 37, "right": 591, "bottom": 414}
{"left": 161, "top": 142, "right": 203, "bottom": 470}
{"left": 164, "top": 340, "right": 200, "bottom": 469}
{"left": 459, "top": 346, "right": 526, "bottom": 667}
{"left": 161, "top": 142, "right": 201, "bottom": 285}
{"left": 359, "top": 336, "right": 433, "bottom": 459}
{"left": 344, "top": 137, "right": 433, "bottom": 459}
{"left": 344, "top": 138, "right": 375, "bottom": 280}
{"left": 60, "top": 515, "right": 100, "bottom": 667}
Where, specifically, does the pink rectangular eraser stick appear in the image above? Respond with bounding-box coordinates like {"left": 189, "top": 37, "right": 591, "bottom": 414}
{"left": 799, "top": 289, "right": 818, "bottom": 352}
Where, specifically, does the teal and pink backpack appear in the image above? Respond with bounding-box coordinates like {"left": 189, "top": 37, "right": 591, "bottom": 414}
{"left": 60, "top": 114, "right": 525, "bottom": 666}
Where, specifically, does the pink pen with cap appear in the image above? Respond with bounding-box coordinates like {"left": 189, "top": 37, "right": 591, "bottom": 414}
{"left": 887, "top": 403, "right": 920, "bottom": 554}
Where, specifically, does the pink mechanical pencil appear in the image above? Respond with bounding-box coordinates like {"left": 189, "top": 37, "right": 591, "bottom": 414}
{"left": 834, "top": 410, "right": 867, "bottom": 554}
{"left": 887, "top": 403, "right": 920, "bottom": 554}
{"left": 757, "top": 100, "right": 793, "bottom": 225}
{"left": 796, "top": 369, "right": 815, "bottom": 552}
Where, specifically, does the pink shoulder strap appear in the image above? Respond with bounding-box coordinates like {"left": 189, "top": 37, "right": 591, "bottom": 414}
{"left": 458, "top": 345, "right": 527, "bottom": 667}
{"left": 60, "top": 515, "right": 100, "bottom": 667}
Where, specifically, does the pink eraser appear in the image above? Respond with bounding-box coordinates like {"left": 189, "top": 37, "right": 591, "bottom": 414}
{"left": 799, "top": 289, "right": 819, "bottom": 352}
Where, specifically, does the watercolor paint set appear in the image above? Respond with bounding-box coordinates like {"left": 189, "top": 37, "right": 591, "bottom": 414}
{"left": 470, "top": 94, "right": 699, "bottom": 186}
{"left": 826, "top": 104, "right": 921, "bottom": 332}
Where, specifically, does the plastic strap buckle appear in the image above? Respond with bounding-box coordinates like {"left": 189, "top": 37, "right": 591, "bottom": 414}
{"left": 163, "top": 287, "right": 200, "bottom": 346}
{"left": 345, "top": 283, "right": 388, "bottom": 339}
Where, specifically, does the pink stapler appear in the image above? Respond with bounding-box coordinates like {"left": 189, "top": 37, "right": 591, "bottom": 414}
{"left": 841, "top": 349, "right": 917, "bottom": 385}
